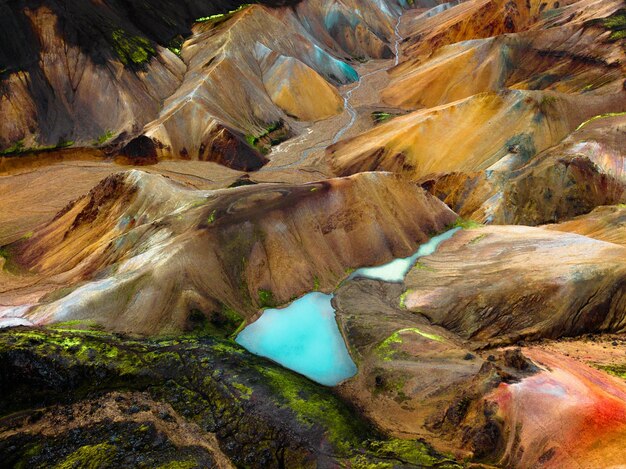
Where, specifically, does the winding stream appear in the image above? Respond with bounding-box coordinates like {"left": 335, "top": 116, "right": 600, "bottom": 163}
{"left": 393, "top": 11, "right": 403, "bottom": 66}
{"left": 263, "top": 12, "right": 405, "bottom": 170}
{"left": 332, "top": 14, "right": 404, "bottom": 144}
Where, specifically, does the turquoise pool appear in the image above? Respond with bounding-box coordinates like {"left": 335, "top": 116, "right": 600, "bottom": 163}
{"left": 235, "top": 292, "right": 357, "bottom": 386}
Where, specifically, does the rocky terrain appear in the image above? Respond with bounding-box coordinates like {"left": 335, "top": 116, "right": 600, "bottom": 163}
{"left": 2, "top": 0, "right": 626, "bottom": 467}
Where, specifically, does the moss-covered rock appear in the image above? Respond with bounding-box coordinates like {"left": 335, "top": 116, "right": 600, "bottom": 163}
{"left": 0, "top": 327, "right": 462, "bottom": 468}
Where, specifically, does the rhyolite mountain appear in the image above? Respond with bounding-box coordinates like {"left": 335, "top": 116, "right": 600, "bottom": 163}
{"left": 0, "top": 0, "right": 402, "bottom": 169}
{"left": 2, "top": 0, "right": 626, "bottom": 468}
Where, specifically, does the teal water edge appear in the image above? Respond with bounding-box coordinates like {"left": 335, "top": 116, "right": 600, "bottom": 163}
{"left": 349, "top": 227, "right": 461, "bottom": 282}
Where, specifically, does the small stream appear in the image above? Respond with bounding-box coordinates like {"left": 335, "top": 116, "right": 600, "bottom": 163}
{"left": 264, "top": 12, "right": 406, "bottom": 170}
{"left": 331, "top": 14, "right": 404, "bottom": 144}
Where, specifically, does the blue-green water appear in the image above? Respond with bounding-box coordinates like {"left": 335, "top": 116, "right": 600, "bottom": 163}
{"left": 236, "top": 228, "right": 460, "bottom": 386}
{"left": 235, "top": 292, "right": 357, "bottom": 386}
{"left": 349, "top": 227, "right": 460, "bottom": 282}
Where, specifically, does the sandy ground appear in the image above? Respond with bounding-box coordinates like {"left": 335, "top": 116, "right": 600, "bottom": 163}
{"left": 530, "top": 333, "right": 626, "bottom": 371}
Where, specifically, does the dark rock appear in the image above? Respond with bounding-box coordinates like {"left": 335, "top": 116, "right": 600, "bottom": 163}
{"left": 503, "top": 348, "right": 534, "bottom": 371}
{"left": 127, "top": 405, "right": 140, "bottom": 414}
{"left": 119, "top": 136, "right": 158, "bottom": 165}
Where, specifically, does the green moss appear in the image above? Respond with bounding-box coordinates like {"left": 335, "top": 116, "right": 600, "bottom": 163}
{"left": 195, "top": 4, "right": 250, "bottom": 23}
{"left": 244, "top": 121, "right": 284, "bottom": 153}
{"left": 184, "top": 305, "right": 243, "bottom": 339}
{"left": 376, "top": 328, "right": 444, "bottom": 361}
{"left": 257, "top": 289, "right": 275, "bottom": 308}
{"left": 377, "top": 333, "right": 402, "bottom": 362}
{"left": 167, "top": 36, "right": 185, "bottom": 56}
{"left": 371, "top": 112, "right": 397, "bottom": 124}
{"left": 575, "top": 111, "right": 626, "bottom": 131}
{"left": 95, "top": 130, "right": 115, "bottom": 146}
{"left": 49, "top": 319, "right": 101, "bottom": 331}
{"left": 610, "top": 29, "right": 626, "bottom": 40}
{"left": 57, "top": 139, "right": 74, "bottom": 149}
{"left": 14, "top": 443, "right": 42, "bottom": 469}
{"left": 2, "top": 329, "right": 144, "bottom": 378}
{"left": 111, "top": 29, "right": 155, "bottom": 66}
{"left": 413, "top": 261, "right": 435, "bottom": 271}
{"left": 207, "top": 210, "right": 217, "bottom": 224}
{"left": 449, "top": 217, "right": 483, "bottom": 230}
{"left": 232, "top": 381, "right": 253, "bottom": 399}
{"left": 399, "top": 290, "right": 410, "bottom": 309}
{"left": 597, "top": 364, "right": 626, "bottom": 379}
{"left": 230, "top": 319, "right": 247, "bottom": 339}
{"left": 53, "top": 443, "right": 117, "bottom": 469}
{"left": 469, "top": 233, "right": 487, "bottom": 245}
{"left": 0, "top": 138, "right": 74, "bottom": 156}
{"left": 313, "top": 276, "right": 320, "bottom": 291}
{"left": 584, "top": 9, "right": 626, "bottom": 41}
{"left": 365, "top": 439, "right": 458, "bottom": 467}
{"left": 222, "top": 305, "right": 243, "bottom": 325}
{"left": 187, "top": 198, "right": 208, "bottom": 209}
{"left": 350, "top": 456, "right": 393, "bottom": 469}
{"left": 258, "top": 366, "right": 364, "bottom": 450}
{"left": 156, "top": 461, "right": 197, "bottom": 469}
{"left": 210, "top": 340, "right": 245, "bottom": 355}
{"left": 602, "top": 9, "right": 626, "bottom": 40}
{"left": 350, "top": 438, "right": 461, "bottom": 468}
{"left": 603, "top": 11, "right": 626, "bottom": 28}
{"left": 0, "top": 245, "right": 20, "bottom": 273}
{"left": 0, "top": 139, "right": 25, "bottom": 155}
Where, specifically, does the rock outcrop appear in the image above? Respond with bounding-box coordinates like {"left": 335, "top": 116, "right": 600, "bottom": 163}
{"left": 547, "top": 204, "right": 626, "bottom": 246}
{"left": 426, "top": 113, "right": 626, "bottom": 225}
{"left": 328, "top": 89, "right": 624, "bottom": 178}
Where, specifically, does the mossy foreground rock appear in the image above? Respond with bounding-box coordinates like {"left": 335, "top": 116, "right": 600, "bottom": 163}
{"left": 0, "top": 327, "right": 461, "bottom": 468}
